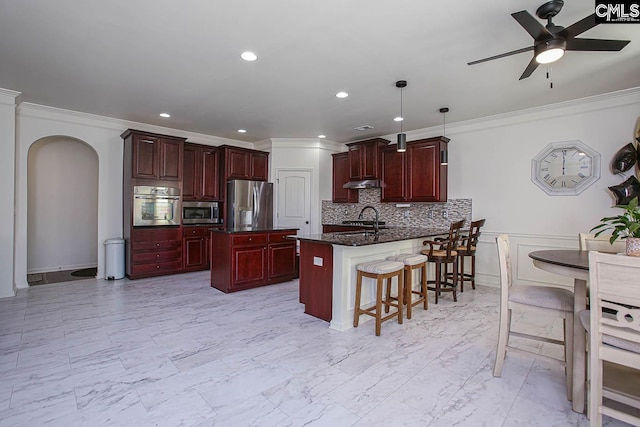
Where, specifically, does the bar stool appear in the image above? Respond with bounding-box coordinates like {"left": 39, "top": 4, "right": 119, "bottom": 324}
{"left": 422, "top": 220, "right": 465, "bottom": 304}
{"left": 353, "top": 259, "right": 405, "bottom": 336}
{"left": 455, "top": 218, "right": 485, "bottom": 292}
{"left": 386, "top": 253, "right": 428, "bottom": 319}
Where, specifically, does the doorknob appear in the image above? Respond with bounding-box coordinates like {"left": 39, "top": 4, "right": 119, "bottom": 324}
{"left": 305, "top": 221, "right": 309, "bottom": 224}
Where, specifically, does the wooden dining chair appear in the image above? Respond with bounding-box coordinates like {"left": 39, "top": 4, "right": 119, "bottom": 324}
{"left": 579, "top": 233, "right": 626, "bottom": 254}
{"left": 585, "top": 251, "right": 640, "bottom": 426}
{"left": 494, "top": 234, "right": 575, "bottom": 401}
{"left": 421, "top": 220, "right": 465, "bottom": 304}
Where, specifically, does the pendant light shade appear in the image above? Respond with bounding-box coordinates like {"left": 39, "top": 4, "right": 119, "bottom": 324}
{"left": 396, "top": 80, "right": 407, "bottom": 152}
{"left": 440, "top": 107, "right": 449, "bottom": 166}
{"left": 397, "top": 133, "right": 406, "bottom": 152}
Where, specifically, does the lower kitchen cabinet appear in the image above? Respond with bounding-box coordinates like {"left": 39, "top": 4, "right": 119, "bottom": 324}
{"left": 127, "top": 227, "right": 182, "bottom": 279}
{"left": 210, "top": 229, "right": 298, "bottom": 293}
{"left": 182, "top": 226, "right": 210, "bottom": 272}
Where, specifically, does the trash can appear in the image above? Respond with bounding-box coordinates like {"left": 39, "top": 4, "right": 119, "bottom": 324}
{"left": 104, "top": 238, "right": 125, "bottom": 280}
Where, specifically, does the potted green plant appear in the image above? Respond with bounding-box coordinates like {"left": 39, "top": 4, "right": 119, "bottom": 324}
{"left": 591, "top": 196, "right": 640, "bottom": 256}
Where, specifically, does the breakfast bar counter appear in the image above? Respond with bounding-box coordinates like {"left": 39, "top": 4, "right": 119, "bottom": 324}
{"left": 295, "top": 227, "right": 447, "bottom": 331}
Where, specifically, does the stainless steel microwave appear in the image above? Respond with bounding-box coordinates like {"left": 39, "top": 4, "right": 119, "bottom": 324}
{"left": 182, "top": 201, "right": 221, "bottom": 225}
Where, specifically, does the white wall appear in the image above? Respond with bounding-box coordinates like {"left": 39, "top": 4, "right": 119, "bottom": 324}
{"left": 0, "top": 89, "right": 19, "bottom": 298}
{"left": 259, "top": 138, "right": 344, "bottom": 235}
{"left": 12, "top": 102, "right": 249, "bottom": 289}
{"left": 384, "top": 88, "right": 640, "bottom": 289}
{"left": 27, "top": 137, "right": 99, "bottom": 273}
{"left": 3, "top": 86, "right": 639, "bottom": 295}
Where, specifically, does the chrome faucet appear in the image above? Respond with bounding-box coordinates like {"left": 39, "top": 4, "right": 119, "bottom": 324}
{"left": 358, "top": 205, "right": 380, "bottom": 234}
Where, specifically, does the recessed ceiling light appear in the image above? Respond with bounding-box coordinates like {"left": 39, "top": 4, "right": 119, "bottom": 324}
{"left": 318, "top": 135, "right": 326, "bottom": 139}
{"left": 159, "top": 113, "right": 171, "bottom": 118}
{"left": 240, "top": 51, "right": 257, "bottom": 61}
{"left": 237, "top": 129, "right": 247, "bottom": 133}
{"left": 335, "top": 91, "right": 349, "bottom": 99}
{"left": 394, "top": 116, "right": 403, "bottom": 122}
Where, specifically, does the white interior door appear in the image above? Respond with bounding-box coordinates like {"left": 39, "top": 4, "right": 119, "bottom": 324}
{"left": 276, "top": 169, "right": 311, "bottom": 236}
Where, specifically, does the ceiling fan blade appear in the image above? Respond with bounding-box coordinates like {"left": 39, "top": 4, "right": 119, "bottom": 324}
{"left": 566, "top": 38, "right": 630, "bottom": 51}
{"left": 467, "top": 46, "right": 533, "bottom": 65}
{"left": 511, "top": 10, "right": 553, "bottom": 41}
{"left": 559, "top": 14, "right": 597, "bottom": 39}
{"left": 519, "top": 57, "right": 539, "bottom": 80}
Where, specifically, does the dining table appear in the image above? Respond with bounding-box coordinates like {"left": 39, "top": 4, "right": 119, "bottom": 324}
{"left": 528, "top": 249, "right": 589, "bottom": 414}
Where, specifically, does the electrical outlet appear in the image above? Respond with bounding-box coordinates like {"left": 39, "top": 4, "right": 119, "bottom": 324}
{"left": 442, "top": 210, "right": 448, "bottom": 219}
{"left": 403, "top": 210, "right": 409, "bottom": 218}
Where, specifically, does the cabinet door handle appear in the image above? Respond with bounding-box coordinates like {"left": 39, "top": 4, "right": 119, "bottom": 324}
{"left": 156, "top": 243, "right": 160, "bottom": 247}
{"left": 156, "top": 254, "right": 160, "bottom": 258}
{"left": 156, "top": 265, "right": 160, "bottom": 269}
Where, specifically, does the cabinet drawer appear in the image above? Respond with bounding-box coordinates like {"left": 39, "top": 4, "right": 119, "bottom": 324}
{"left": 130, "top": 260, "right": 182, "bottom": 275}
{"left": 183, "top": 227, "right": 209, "bottom": 238}
{"left": 131, "top": 227, "right": 181, "bottom": 242}
{"left": 132, "top": 249, "right": 181, "bottom": 263}
{"left": 268, "top": 231, "right": 296, "bottom": 243}
{"left": 231, "top": 233, "right": 267, "bottom": 246}
{"left": 131, "top": 240, "right": 181, "bottom": 252}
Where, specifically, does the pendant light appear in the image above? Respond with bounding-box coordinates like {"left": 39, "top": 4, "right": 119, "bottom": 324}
{"left": 396, "top": 80, "right": 407, "bottom": 152}
{"left": 440, "top": 107, "right": 449, "bottom": 165}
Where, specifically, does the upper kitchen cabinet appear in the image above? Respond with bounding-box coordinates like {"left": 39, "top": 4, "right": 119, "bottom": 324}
{"left": 347, "top": 138, "right": 388, "bottom": 180}
{"left": 379, "top": 144, "right": 406, "bottom": 202}
{"left": 332, "top": 152, "right": 358, "bottom": 203}
{"left": 218, "top": 146, "right": 269, "bottom": 182}
{"left": 121, "top": 129, "right": 185, "bottom": 181}
{"left": 380, "top": 136, "right": 449, "bottom": 203}
{"left": 183, "top": 143, "right": 219, "bottom": 201}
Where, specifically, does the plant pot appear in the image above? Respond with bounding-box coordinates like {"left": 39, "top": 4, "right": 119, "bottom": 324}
{"left": 626, "top": 238, "right": 640, "bottom": 257}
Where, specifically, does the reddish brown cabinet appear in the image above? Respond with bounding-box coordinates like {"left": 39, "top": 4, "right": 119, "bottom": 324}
{"left": 183, "top": 143, "right": 219, "bottom": 201}
{"left": 182, "top": 226, "right": 211, "bottom": 271}
{"left": 267, "top": 231, "right": 297, "bottom": 281}
{"left": 332, "top": 152, "right": 358, "bottom": 203}
{"left": 126, "top": 227, "right": 182, "bottom": 279}
{"left": 379, "top": 144, "right": 407, "bottom": 202}
{"left": 210, "top": 229, "right": 297, "bottom": 293}
{"left": 347, "top": 138, "right": 388, "bottom": 181}
{"left": 219, "top": 146, "right": 269, "bottom": 182}
{"left": 122, "top": 130, "right": 184, "bottom": 181}
{"left": 379, "top": 136, "right": 449, "bottom": 203}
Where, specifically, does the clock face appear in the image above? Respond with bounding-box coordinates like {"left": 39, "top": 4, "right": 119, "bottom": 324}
{"left": 532, "top": 141, "right": 601, "bottom": 195}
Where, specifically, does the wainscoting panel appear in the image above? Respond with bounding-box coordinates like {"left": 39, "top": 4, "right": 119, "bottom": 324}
{"left": 473, "top": 232, "right": 580, "bottom": 290}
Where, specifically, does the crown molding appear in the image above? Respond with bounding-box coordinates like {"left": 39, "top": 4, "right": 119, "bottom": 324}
{"left": 16, "top": 102, "right": 251, "bottom": 148}
{"left": 258, "top": 138, "right": 345, "bottom": 152}
{"left": 0, "top": 88, "right": 21, "bottom": 105}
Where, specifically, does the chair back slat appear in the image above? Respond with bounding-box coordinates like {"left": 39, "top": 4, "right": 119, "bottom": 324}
{"left": 588, "top": 251, "right": 640, "bottom": 425}
{"left": 579, "top": 233, "right": 626, "bottom": 254}
{"left": 462, "top": 219, "right": 486, "bottom": 251}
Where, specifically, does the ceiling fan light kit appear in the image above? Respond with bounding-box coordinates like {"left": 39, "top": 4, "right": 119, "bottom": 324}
{"left": 535, "top": 39, "right": 566, "bottom": 64}
{"left": 467, "top": 0, "right": 630, "bottom": 80}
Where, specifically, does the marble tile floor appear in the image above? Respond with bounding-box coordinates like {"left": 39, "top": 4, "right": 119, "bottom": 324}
{"left": 0, "top": 272, "right": 633, "bottom": 426}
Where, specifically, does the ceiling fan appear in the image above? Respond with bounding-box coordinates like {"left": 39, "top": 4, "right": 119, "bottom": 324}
{"left": 468, "top": 0, "right": 630, "bottom": 80}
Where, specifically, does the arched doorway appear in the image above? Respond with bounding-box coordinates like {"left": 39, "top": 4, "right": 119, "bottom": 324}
{"left": 26, "top": 136, "right": 99, "bottom": 284}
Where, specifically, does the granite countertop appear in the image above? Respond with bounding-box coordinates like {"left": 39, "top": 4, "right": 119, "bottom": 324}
{"left": 210, "top": 227, "right": 298, "bottom": 234}
{"left": 295, "top": 227, "right": 448, "bottom": 247}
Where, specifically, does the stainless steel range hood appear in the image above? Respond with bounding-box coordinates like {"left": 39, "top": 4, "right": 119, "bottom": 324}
{"left": 342, "top": 179, "right": 381, "bottom": 189}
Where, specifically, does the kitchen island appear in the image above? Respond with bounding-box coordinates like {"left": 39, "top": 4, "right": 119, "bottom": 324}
{"left": 296, "top": 227, "right": 447, "bottom": 331}
{"left": 210, "top": 228, "right": 298, "bottom": 293}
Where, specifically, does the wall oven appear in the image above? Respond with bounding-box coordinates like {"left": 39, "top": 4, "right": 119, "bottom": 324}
{"left": 133, "top": 186, "right": 181, "bottom": 226}
{"left": 182, "top": 201, "right": 221, "bottom": 225}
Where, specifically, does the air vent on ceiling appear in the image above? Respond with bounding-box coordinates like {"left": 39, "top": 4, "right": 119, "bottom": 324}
{"left": 354, "top": 125, "right": 374, "bottom": 131}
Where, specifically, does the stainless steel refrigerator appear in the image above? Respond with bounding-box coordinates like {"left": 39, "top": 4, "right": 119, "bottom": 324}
{"left": 226, "top": 180, "right": 274, "bottom": 231}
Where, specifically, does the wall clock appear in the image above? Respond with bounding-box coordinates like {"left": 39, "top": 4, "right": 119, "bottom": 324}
{"left": 531, "top": 140, "right": 601, "bottom": 196}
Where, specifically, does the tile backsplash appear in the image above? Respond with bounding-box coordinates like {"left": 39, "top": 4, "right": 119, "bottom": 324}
{"left": 322, "top": 188, "right": 471, "bottom": 229}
